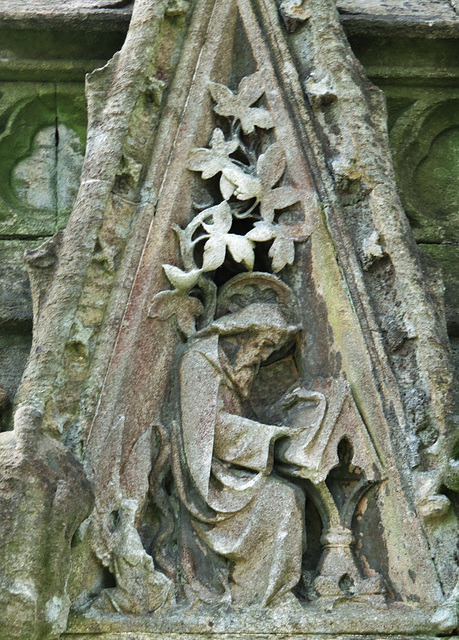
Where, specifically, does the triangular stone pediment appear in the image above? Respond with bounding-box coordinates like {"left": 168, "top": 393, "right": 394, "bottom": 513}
{"left": 4, "top": 1, "right": 454, "bottom": 638}
{"left": 78, "top": 0, "right": 444, "bottom": 626}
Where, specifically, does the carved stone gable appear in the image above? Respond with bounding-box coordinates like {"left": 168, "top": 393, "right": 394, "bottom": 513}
{"left": 0, "top": 0, "right": 458, "bottom": 639}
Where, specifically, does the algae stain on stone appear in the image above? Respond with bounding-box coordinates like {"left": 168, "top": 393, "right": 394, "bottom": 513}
{"left": 12, "top": 123, "right": 84, "bottom": 225}
{"left": 414, "top": 126, "right": 459, "bottom": 220}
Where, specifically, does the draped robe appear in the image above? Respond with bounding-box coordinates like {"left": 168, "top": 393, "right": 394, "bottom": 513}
{"left": 173, "top": 334, "right": 305, "bottom": 606}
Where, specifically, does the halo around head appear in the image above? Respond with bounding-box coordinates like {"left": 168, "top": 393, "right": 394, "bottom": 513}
{"left": 216, "top": 272, "right": 298, "bottom": 323}
{"left": 192, "top": 273, "right": 301, "bottom": 339}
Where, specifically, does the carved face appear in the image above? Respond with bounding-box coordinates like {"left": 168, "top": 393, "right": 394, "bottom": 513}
{"left": 232, "top": 328, "right": 287, "bottom": 395}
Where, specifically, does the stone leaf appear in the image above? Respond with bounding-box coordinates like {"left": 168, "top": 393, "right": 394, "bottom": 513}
{"left": 221, "top": 144, "right": 299, "bottom": 219}
{"left": 201, "top": 200, "right": 233, "bottom": 234}
{"left": 163, "top": 264, "right": 202, "bottom": 291}
{"left": 221, "top": 165, "right": 262, "bottom": 201}
{"left": 225, "top": 234, "right": 255, "bottom": 270}
{"left": 246, "top": 220, "right": 277, "bottom": 243}
{"left": 246, "top": 220, "right": 296, "bottom": 272}
{"left": 269, "top": 234, "right": 296, "bottom": 272}
{"left": 188, "top": 128, "right": 239, "bottom": 179}
{"left": 260, "top": 185, "right": 299, "bottom": 223}
{"left": 209, "top": 72, "right": 274, "bottom": 134}
{"left": 257, "top": 142, "right": 286, "bottom": 188}
{"left": 202, "top": 202, "right": 232, "bottom": 270}
{"left": 203, "top": 233, "right": 254, "bottom": 271}
{"left": 256, "top": 144, "right": 300, "bottom": 222}
{"left": 220, "top": 173, "right": 238, "bottom": 201}
{"left": 148, "top": 290, "right": 204, "bottom": 337}
{"left": 201, "top": 201, "right": 255, "bottom": 271}
{"left": 202, "top": 234, "right": 227, "bottom": 271}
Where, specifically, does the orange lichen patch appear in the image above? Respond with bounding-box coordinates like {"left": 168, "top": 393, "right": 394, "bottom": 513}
{"left": 359, "top": 553, "right": 380, "bottom": 579}
{"left": 355, "top": 495, "right": 368, "bottom": 522}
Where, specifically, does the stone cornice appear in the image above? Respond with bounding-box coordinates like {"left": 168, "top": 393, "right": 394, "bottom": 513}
{"left": 0, "top": 0, "right": 458, "bottom": 37}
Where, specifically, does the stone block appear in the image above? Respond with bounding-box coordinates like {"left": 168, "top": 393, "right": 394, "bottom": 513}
{"left": 0, "top": 239, "right": 44, "bottom": 325}
{"left": 389, "top": 92, "right": 459, "bottom": 243}
{"left": 0, "top": 331, "right": 32, "bottom": 402}
{"left": 0, "top": 82, "right": 86, "bottom": 237}
{"left": 419, "top": 243, "right": 459, "bottom": 331}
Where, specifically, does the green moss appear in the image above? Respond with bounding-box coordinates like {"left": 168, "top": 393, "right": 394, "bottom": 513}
{"left": 0, "top": 28, "right": 126, "bottom": 65}
{"left": 0, "top": 83, "right": 86, "bottom": 235}
{"left": 419, "top": 243, "right": 459, "bottom": 331}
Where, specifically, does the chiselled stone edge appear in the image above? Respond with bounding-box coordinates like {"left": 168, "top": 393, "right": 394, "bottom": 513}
{"left": 0, "top": 5, "right": 458, "bottom": 38}
{"left": 0, "top": 7, "right": 132, "bottom": 31}
{"left": 340, "top": 13, "right": 459, "bottom": 38}
{"left": 65, "top": 605, "right": 444, "bottom": 637}
{"left": 61, "top": 631, "right": 442, "bottom": 640}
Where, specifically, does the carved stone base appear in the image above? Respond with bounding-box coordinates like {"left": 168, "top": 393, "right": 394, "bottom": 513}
{"left": 63, "top": 636, "right": 438, "bottom": 640}
{"left": 65, "top": 603, "right": 442, "bottom": 638}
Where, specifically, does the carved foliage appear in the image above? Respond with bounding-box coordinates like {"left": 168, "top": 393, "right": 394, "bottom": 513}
{"left": 150, "top": 72, "right": 308, "bottom": 336}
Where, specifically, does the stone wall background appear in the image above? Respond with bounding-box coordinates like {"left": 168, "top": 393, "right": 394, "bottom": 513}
{"left": 0, "top": 0, "right": 457, "bottom": 431}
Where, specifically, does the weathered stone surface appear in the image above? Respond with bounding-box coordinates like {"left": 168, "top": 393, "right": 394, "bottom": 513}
{"left": 340, "top": 0, "right": 457, "bottom": 18}
{"left": 61, "top": 637, "right": 450, "bottom": 640}
{"left": 0, "top": 240, "right": 39, "bottom": 325}
{"left": 0, "top": 331, "right": 32, "bottom": 400}
{"left": 281, "top": 0, "right": 456, "bottom": 522}
{"left": 0, "top": 83, "right": 86, "bottom": 236}
{"left": 56, "top": 0, "right": 454, "bottom": 630}
{"left": 390, "top": 95, "right": 459, "bottom": 244}
{"left": 0, "top": 406, "right": 93, "bottom": 640}
{"left": 420, "top": 244, "right": 459, "bottom": 331}
{"left": 0, "top": 0, "right": 458, "bottom": 638}
{"left": 13, "top": 124, "right": 84, "bottom": 216}
{"left": 340, "top": 0, "right": 459, "bottom": 37}
{"left": 0, "top": 240, "right": 40, "bottom": 418}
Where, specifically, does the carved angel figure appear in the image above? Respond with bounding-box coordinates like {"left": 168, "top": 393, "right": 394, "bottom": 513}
{"left": 171, "top": 274, "right": 325, "bottom": 606}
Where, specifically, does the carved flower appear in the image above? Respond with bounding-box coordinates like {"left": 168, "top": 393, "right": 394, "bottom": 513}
{"left": 209, "top": 72, "right": 274, "bottom": 134}
{"left": 201, "top": 201, "right": 255, "bottom": 271}
{"left": 220, "top": 143, "right": 299, "bottom": 222}
{"left": 187, "top": 128, "right": 239, "bottom": 179}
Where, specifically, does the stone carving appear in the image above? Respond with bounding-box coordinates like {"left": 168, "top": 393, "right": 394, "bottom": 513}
{"left": 280, "top": 0, "right": 311, "bottom": 31}
{"left": 390, "top": 98, "right": 459, "bottom": 243}
{"left": 164, "top": 271, "right": 385, "bottom": 608}
{"left": 75, "top": 0, "right": 451, "bottom": 627}
{"left": 0, "top": 407, "right": 93, "bottom": 639}
{"left": 2, "top": 0, "right": 457, "bottom": 637}
{"left": 147, "top": 74, "right": 319, "bottom": 606}
{"left": 172, "top": 273, "right": 315, "bottom": 605}
{"left": 13, "top": 124, "right": 84, "bottom": 215}
{"left": 94, "top": 498, "right": 173, "bottom": 613}
{"left": 87, "top": 415, "right": 174, "bottom": 615}
{"left": 146, "top": 73, "right": 388, "bottom": 609}
{"left": 0, "top": 86, "right": 87, "bottom": 237}
{"left": 150, "top": 73, "right": 309, "bottom": 337}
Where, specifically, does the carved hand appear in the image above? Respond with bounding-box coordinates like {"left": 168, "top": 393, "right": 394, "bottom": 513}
{"left": 281, "top": 387, "right": 326, "bottom": 411}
